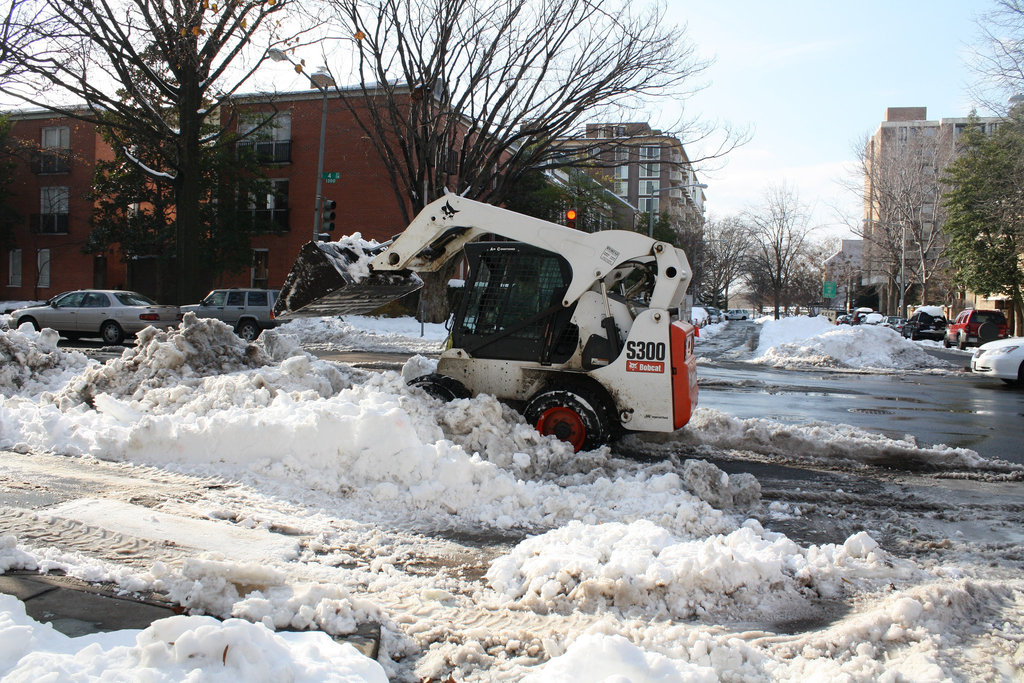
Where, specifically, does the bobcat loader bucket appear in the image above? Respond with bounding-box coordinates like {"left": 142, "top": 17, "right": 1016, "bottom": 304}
{"left": 273, "top": 240, "right": 422, "bottom": 319}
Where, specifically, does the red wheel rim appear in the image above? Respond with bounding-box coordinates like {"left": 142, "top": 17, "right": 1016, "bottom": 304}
{"left": 536, "top": 407, "right": 586, "bottom": 452}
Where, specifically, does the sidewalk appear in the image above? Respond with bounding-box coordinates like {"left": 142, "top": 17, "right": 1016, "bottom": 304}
{"left": 0, "top": 571, "right": 380, "bottom": 658}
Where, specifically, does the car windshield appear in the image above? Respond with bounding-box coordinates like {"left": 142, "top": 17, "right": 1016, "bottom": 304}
{"left": 203, "top": 291, "right": 227, "bottom": 306}
{"left": 974, "top": 311, "right": 1006, "bottom": 323}
{"left": 114, "top": 291, "right": 156, "bottom": 306}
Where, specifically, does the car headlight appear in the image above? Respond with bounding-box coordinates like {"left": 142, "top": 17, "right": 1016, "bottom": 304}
{"left": 982, "top": 345, "right": 1019, "bottom": 356}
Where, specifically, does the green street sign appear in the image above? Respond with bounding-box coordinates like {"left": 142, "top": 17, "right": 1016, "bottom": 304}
{"left": 321, "top": 172, "right": 340, "bottom": 180}
{"left": 823, "top": 280, "right": 837, "bottom": 298}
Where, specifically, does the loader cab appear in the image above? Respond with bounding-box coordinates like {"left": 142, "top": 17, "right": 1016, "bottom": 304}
{"left": 451, "top": 242, "right": 578, "bottom": 364}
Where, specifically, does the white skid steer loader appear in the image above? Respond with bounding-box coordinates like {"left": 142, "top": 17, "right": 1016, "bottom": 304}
{"left": 274, "top": 195, "right": 698, "bottom": 451}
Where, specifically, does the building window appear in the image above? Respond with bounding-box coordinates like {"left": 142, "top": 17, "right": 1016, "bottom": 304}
{"left": 613, "top": 180, "right": 628, "bottom": 197}
{"left": 34, "top": 126, "right": 71, "bottom": 174}
{"left": 248, "top": 179, "right": 290, "bottom": 231}
{"left": 640, "top": 179, "right": 660, "bottom": 196}
{"left": 640, "top": 145, "right": 661, "bottom": 178}
{"left": 614, "top": 165, "right": 629, "bottom": 180}
{"left": 8, "top": 249, "right": 21, "bottom": 287}
{"left": 238, "top": 112, "right": 292, "bottom": 163}
{"left": 37, "top": 249, "right": 51, "bottom": 288}
{"left": 252, "top": 249, "right": 269, "bottom": 288}
{"left": 36, "top": 187, "right": 69, "bottom": 233}
{"left": 639, "top": 197, "right": 659, "bottom": 214}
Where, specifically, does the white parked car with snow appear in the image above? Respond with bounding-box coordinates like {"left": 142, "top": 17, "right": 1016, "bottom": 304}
{"left": 970, "top": 337, "right": 1024, "bottom": 386}
{"left": 724, "top": 309, "right": 748, "bottom": 320}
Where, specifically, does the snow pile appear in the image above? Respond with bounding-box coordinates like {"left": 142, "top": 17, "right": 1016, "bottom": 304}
{"left": 314, "top": 234, "right": 388, "bottom": 283}
{"left": 0, "top": 595, "right": 387, "bottom": 682}
{"left": 523, "top": 633, "right": 717, "bottom": 682}
{"left": 754, "top": 316, "right": 947, "bottom": 370}
{"left": 277, "top": 315, "right": 447, "bottom": 354}
{"left": 487, "top": 520, "right": 918, "bottom": 621}
{"left": 671, "top": 407, "right": 1019, "bottom": 473}
{"left": 151, "top": 555, "right": 384, "bottom": 635}
{"left": 50, "top": 313, "right": 336, "bottom": 408}
{"left": 0, "top": 324, "right": 95, "bottom": 398}
{"left": 0, "top": 320, "right": 749, "bottom": 536}
{"left": 696, "top": 321, "right": 727, "bottom": 340}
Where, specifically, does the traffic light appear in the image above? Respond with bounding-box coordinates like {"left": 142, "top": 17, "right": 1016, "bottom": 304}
{"left": 565, "top": 209, "right": 577, "bottom": 229}
{"left": 321, "top": 198, "right": 337, "bottom": 233}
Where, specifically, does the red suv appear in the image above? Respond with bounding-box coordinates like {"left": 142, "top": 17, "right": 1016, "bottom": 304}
{"left": 944, "top": 309, "right": 1008, "bottom": 349}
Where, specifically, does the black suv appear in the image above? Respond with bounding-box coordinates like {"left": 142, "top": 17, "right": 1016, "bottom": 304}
{"left": 181, "top": 288, "right": 280, "bottom": 341}
{"left": 901, "top": 310, "right": 947, "bottom": 341}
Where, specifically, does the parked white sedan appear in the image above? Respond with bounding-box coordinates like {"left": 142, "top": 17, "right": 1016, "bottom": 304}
{"left": 11, "top": 290, "right": 180, "bottom": 344}
{"left": 971, "top": 337, "right": 1024, "bottom": 386}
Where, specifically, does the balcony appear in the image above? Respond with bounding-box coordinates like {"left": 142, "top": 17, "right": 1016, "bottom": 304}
{"left": 31, "top": 213, "right": 70, "bottom": 234}
{"left": 236, "top": 139, "right": 291, "bottom": 164}
{"left": 30, "top": 151, "right": 71, "bottom": 175}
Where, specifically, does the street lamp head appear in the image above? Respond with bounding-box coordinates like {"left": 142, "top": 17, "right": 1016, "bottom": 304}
{"left": 268, "top": 48, "right": 289, "bottom": 63}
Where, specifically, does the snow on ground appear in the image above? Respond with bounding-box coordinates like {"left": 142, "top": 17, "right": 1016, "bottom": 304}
{"left": 275, "top": 314, "right": 448, "bottom": 354}
{"left": 1, "top": 312, "right": 1023, "bottom": 680}
{"left": 752, "top": 315, "right": 952, "bottom": 371}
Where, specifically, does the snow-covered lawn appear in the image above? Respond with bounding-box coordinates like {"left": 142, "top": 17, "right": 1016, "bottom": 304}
{"left": 0, "top": 312, "right": 1022, "bottom": 681}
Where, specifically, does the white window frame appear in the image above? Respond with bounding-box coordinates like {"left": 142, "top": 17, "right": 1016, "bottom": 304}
{"left": 8, "top": 249, "right": 22, "bottom": 287}
{"left": 41, "top": 126, "right": 70, "bottom": 150}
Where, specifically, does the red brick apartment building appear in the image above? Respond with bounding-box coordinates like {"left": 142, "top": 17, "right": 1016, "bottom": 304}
{"left": 3, "top": 90, "right": 412, "bottom": 304}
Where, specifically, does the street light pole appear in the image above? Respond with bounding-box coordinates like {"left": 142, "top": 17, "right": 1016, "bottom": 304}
{"left": 646, "top": 182, "right": 707, "bottom": 238}
{"left": 268, "top": 50, "right": 335, "bottom": 242}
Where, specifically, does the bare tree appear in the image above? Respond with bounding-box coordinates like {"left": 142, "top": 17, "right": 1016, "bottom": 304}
{"left": 0, "top": 0, "right": 312, "bottom": 302}
{"left": 323, "top": 0, "right": 727, "bottom": 222}
{"left": 743, "top": 185, "right": 816, "bottom": 319}
{"left": 851, "top": 129, "right": 953, "bottom": 316}
{"left": 969, "top": 0, "right": 1024, "bottom": 112}
{"left": 700, "top": 216, "right": 749, "bottom": 308}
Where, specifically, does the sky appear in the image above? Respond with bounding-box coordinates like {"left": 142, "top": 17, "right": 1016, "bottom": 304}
{"left": 662, "top": 1, "right": 998, "bottom": 239}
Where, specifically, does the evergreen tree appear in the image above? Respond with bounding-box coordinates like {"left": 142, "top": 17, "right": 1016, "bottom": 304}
{"left": 941, "top": 112, "right": 1024, "bottom": 333}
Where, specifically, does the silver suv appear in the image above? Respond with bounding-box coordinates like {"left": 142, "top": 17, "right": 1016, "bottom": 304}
{"left": 181, "top": 288, "right": 280, "bottom": 341}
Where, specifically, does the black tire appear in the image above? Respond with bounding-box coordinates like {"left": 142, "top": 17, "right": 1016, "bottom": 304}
{"left": 978, "top": 321, "right": 998, "bottom": 344}
{"left": 943, "top": 336, "right": 951, "bottom": 348}
{"left": 408, "top": 373, "right": 472, "bottom": 401}
{"left": 16, "top": 316, "right": 39, "bottom": 331}
{"left": 236, "top": 319, "right": 261, "bottom": 342}
{"left": 523, "top": 386, "right": 614, "bottom": 452}
{"left": 957, "top": 335, "right": 966, "bottom": 351}
{"left": 100, "top": 320, "right": 124, "bottom": 345}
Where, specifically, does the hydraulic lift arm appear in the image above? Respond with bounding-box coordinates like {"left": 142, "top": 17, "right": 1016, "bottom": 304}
{"left": 371, "top": 195, "right": 693, "bottom": 310}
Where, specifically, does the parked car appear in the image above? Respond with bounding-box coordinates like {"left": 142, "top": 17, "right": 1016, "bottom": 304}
{"left": 180, "top": 288, "right": 280, "bottom": 341}
{"left": 883, "top": 316, "right": 907, "bottom": 335}
{"left": 724, "top": 309, "right": 748, "bottom": 321}
{"left": 902, "top": 309, "right": 947, "bottom": 341}
{"left": 971, "top": 337, "right": 1024, "bottom": 386}
{"left": 704, "top": 306, "right": 723, "bottom": 324}
{"left": 835, "top": 313, "right": 852, "bottom": 325}
{"left": 943, "top": 309, "right": 1009, "bottom": 349}
{"left": 10, "top": 290, "right": 180, "bottom": 344}
{"left": 861, "top": 312, "right": 885, "bottom": 325}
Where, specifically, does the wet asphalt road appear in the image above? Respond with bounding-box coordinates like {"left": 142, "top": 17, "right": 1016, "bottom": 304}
{"left": 696, "top": 321, "right": 1024, "bottom": 465}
